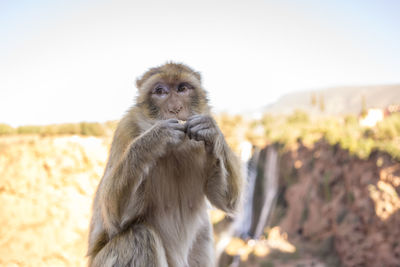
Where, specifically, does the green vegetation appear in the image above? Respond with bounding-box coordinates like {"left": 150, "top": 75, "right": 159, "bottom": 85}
{"left": 310, "top": 92, "right": 317, "bottom": 107}
{"left": 218, "top": 110, "right": 400, "bottom": 161}
{"left": 0, "top": 121, "right": 117, "bottom": 136}
{"left": 262, "top": 111, "right": 400, "bottom": 160}
{"left": 361, "top": 95, "right": 367, "bottom": 116}
{"left": 319, "top": 94, "right": 325, "bottom": 112}
{"left": 0, "top": 124, "right": 16, "bottom": 135}
{"left": 1, "top": 111, "right": 400, "bottom": 160}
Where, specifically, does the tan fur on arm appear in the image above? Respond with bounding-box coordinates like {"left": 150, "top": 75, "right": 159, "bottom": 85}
{"left": 205, "top": 134, "right": 243, "bottom": 215}
{"left": 97, "top": 114, "right": 167, "bottom": 237}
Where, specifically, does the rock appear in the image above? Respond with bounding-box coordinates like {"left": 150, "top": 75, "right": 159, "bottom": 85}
{"left": 0, "top": 136, "right": 110, "bottom": 267}
{"left": 277, "top": 140, "right": 400, "bottom": 266}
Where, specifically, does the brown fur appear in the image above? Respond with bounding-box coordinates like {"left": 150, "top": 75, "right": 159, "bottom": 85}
{"left": 87, "top": 62, "right": 242, "bottom": 267}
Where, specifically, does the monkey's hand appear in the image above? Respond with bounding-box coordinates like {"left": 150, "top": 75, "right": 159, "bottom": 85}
{"left": 185, "top": 115, "right": 222, "bottom": 153}
{"left": 153, "top": 118, "right": 186, "bottom": 147}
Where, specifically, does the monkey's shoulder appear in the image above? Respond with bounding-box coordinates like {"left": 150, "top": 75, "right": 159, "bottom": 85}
{"left": 114, "top": 107, "right": 149, "bottom": 138}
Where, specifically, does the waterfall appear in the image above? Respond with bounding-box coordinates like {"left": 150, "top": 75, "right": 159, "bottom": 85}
{"left": 232, "top": 142, "right": 260, "bottom": 238}
{"left": 215, "top": 141, "right": 258, "bottom": 262}
{"left": 216, "top": 144, "right": 280, "bottom": 266}
{"left": 254, "top": 147, "right": 279, "bottom": 239}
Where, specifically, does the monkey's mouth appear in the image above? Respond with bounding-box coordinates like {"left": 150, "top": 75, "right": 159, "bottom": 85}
{"left": 163, "top": 114, "right": 190, "bottom": 121}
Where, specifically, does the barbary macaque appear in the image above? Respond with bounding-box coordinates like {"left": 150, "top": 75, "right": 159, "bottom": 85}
{"left": 87, "top": 62, "right": 242, "bottom": 267}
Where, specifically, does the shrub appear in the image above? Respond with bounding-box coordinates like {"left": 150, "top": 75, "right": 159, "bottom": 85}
{"left": 80, "top": 122, "right": 105, "bottom": 136}
{"left": 375, "top": 113, "right": 400, "bottom": 140}
{"left": 17, "top": 125, "right": 43, "bottom": 134}
{"left": 0, "top": 124, "right": 15, "bottom": 135}
{"left": 286, "top": 110, "right": 310, "bottom": 124}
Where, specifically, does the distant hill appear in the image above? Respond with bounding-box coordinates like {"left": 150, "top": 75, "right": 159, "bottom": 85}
{"left": 263, "top": 84, "right": 400, "bottom": 115}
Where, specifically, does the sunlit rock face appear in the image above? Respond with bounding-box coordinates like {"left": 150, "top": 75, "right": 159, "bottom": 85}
{"left": 0, "top": 136, "right": 110, "bottom": 267}
{"left": 1, "top": 134, "right": 400, "bottom": 267}
{"left": 278, "top": 140, "right": 400, "bottom": 267}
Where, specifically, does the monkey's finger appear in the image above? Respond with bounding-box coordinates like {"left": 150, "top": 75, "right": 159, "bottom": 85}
{"left": 187, "top": 126, "right": 199, "bottom": 140}
{"left": 197, "top": 129, "right": 210, "bottom": 139}
{"left": 175, "top": 131, "right": 186, "bottom": 140}
{"left": 170, "top": 123, "right": 186, "bottom": 132}
{"left": 188, "top": 128, "right": 205, "bottom": 142}
{"left": 191, "top": 131, "right": 200, "bottom": 141}
{"left": 187, "top": 114, "right": 203, "bottom": 121}
{"left": 196, "top": 129, "right": 216, "bottom": 144}
{"left": 186, "top": 120, "right": 213, "bottom": 135}
{"left": 187, "top": 127, "right": 193, "bottom": 139}
{"left": 188, "top": 123, "right": 209, "bottom": 134}
{"left": 165, "top": 118, "right": 180, "bottom": 124}
{"left": 186, "top": 118, "right": 210, "bottom": 133}
{"left": 186, "top": 115, "right": 206, "bottom": 126}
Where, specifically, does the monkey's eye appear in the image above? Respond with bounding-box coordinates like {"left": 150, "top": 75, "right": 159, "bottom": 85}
{"left": 177, "top": 83, "right": 191, "bottom": 93}
{"left": 153, "top": 86, "right": 168, "bottom": 96}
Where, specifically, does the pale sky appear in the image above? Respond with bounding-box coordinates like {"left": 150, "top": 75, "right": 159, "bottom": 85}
{"left": 1, "top": 0, "right": 399, "bottom": 126}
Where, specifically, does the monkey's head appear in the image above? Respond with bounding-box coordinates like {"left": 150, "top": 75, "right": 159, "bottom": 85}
{"left": 136, "top": 62, "right": 209, "bottom": 121}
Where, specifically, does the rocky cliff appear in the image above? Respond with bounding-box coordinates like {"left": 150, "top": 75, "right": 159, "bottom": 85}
{"left": 1, "top": 136, "right": 399, "bottom": 266}
{"left": 277, "top": 140, "right": 400, "bottom": 266}
{"left": 0, "top": 136, "right": 110, "bottom": 267}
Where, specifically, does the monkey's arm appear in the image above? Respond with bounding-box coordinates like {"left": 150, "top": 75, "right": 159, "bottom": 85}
{"left": 186, "top": 115, "right": 242, "bottom": 214}
{"left": 205, "top": 135, "right": 242, "bottom": 214}
{"left": 97, "top": 117, "right": 185, "bottom": 237}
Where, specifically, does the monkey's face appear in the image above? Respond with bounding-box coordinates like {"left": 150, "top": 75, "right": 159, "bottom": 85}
{"left": 148, "top": 82, "right": 195, "bottom": 120}
{"left": 136, "top": 63, "right": 209, "bottom": 121}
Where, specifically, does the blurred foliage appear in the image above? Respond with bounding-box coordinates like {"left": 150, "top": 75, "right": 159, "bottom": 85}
{"left": 0, "top": 123, "right": 16, "bottom": 135}
{"left": 79, "top": 122, "right": 105, "bottom": 136}
{"left": 286, "top": 110, "right": 310, "bottom": 124}
{"left": 215, "top": 113, "right": 246, "bottom": 153}
{"left": 319, "top": 95, "right": 325, "bottom": 112}
{"left": 215, "top": 110, "right": 400, "bottom": 161}
{"left": 0, "top": 122, "right": 116, "bottom": 136}
{"left": 1, "top": 111, "right": 400, "bottom": 160}
{"left": 374, "top": 113, "right": 400, "bottom": 140}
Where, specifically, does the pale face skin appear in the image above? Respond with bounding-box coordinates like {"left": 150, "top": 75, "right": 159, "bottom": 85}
{"left": 149, "top": 81, "right": 194, "bottom": 121}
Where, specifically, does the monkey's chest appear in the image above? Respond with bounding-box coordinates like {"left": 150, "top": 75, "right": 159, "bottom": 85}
{"left": 147, "top": 140, "right": 209, "bottom": 214}
{"left": 153, "top": 139, "right": 207, "bottom": 180}
{"left": 148, "top": 170, "right": 208, "bottom": 267}
{"left": 146, "top": 146, "right": 209, "bottom": 266}
{"left": 149, "top": 150, "right": 207, "bottom": 206}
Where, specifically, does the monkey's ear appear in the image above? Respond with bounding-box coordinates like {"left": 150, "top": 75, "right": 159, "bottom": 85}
{"left": 136, "top": 78, "right": 144, "bottom": 89}
{"left": 136, "top": 68, "right": 161, "bottom": 89}
{"left": 193, "top": 71, "right": 202, "bottom": 83}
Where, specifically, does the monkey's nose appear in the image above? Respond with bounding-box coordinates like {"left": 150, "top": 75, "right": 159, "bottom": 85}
{"left": 169, "top": 106, "right": 183, "bottom": 114}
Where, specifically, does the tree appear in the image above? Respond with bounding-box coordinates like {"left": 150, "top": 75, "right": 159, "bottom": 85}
{"left": 319, "top": 94, "right": 325, "bottom": 112}
{"left": 361, "top": 95, "right": 367, "bottom": 117}
{"left": 311, "top": 92, "right": 317, "bottom": 106}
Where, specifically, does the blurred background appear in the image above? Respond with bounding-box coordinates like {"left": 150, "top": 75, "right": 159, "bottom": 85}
{"left": 1, "top": 0, "right": 400, "bottom": 266}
